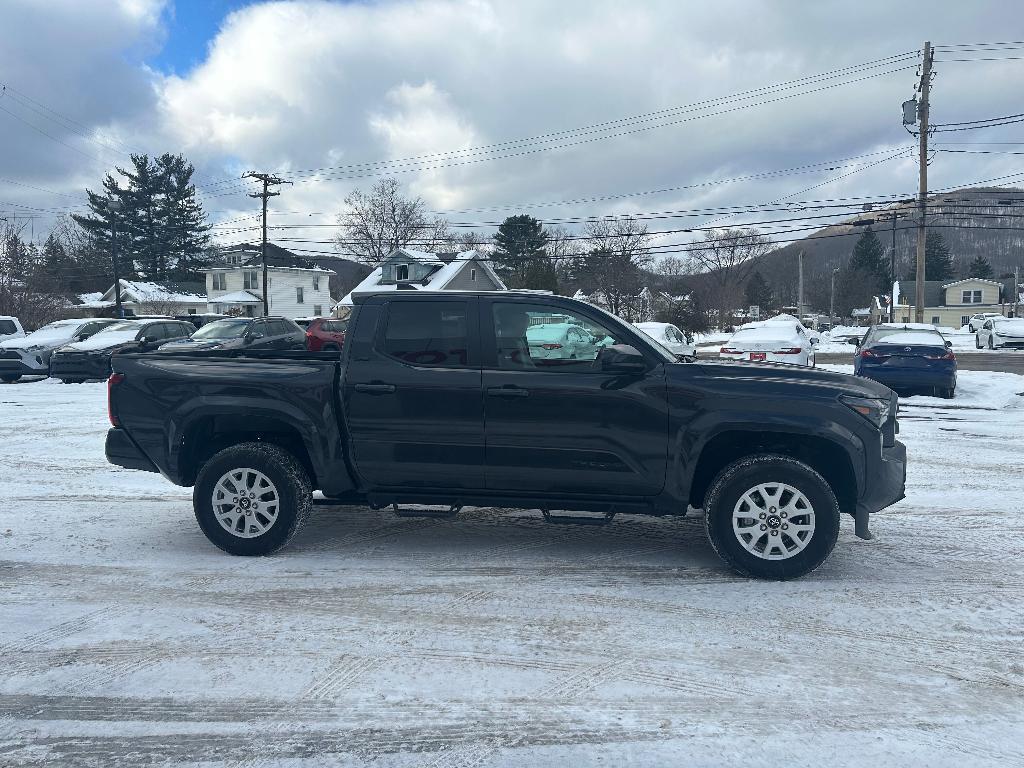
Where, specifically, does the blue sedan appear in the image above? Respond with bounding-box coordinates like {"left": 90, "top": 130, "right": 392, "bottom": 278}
{"left": 852, "top": 324, "right": 957, "bottom": 398}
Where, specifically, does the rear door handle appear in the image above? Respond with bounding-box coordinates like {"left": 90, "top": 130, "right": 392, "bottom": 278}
{"left": 355, "top": 383, "right": 396, "bottom": 395}
{"left": 487, "top": 386, "right": 529, "bottom": 398}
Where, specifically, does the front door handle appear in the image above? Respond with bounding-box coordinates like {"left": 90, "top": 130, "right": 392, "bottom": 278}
{"left": 487, "top": 386, "right": 529, "bottom": 398}
{"left": 355, "top": 383, "right": 396, "bottom": 395}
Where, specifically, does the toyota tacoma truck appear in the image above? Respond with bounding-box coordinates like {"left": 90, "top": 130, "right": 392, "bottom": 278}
{"left": 105, "top": 291, "right": 906, "bottom": 579}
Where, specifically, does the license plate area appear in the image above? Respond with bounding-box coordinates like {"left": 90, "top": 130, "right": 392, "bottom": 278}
{"left": 749, "top": 352, "right": 766, "bottom": 362}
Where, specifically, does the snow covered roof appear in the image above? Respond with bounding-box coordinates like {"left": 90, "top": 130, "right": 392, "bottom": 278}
{"left": 334, "top": 250, "right": 505, "bottom": 307}
{"left": 391, "top": 248, "right": 445, "bottom": 265}
{"left": 941, "top": 278, "right": 1003, "bottom": 289}
{"left": 101, "top": 280, "right": 206, "bottom": 305}
{"left": 211, "top": 290, "right": 263, "bottom": 304}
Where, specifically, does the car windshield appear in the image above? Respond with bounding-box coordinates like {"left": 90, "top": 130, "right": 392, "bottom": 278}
{"left": 191, "top": 319, "right": 250, "bottom": 339}
{"left": 17, "top": 320, "right": 85, "bottom": 344}
{"left": 93, "top": 321, "right": 138, "bottom": 334}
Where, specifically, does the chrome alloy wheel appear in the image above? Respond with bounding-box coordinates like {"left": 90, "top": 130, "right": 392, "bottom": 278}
{"left": 212, "top": 468, "right": 280, "bottom": 538}
{"left": 732, "top": 482, "right": 815, "bottom": 560}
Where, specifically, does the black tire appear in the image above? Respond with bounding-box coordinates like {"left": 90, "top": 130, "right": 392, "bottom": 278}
{"left": 940, "top": 386, "right": 955, "bottom": 399}
{"left": 322, "top": 344, "right": 340, "bottom": 353}
{"left": 975, "top": 335, "right": 982, "bottom": 349}
{"left": 0, "top": 375, "right": 19, "bottom": 383}
{"left": 193, "top": 442, "right": 312, "bottom": 556}
{"left": 988, "top": 337, "right": 994, "bottom": 350}
{"left": 703, "top": 454, "right": 840, "bottom": 580}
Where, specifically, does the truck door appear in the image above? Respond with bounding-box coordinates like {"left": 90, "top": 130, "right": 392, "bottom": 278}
{"left": 343, "top": 297, "right": 485, "bottom": 490}
{"left": 480, "top": 298, "right": 669, "bottom": 497}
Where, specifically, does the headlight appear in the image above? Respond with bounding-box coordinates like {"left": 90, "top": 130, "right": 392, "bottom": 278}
{"left": 839, "top": 394, "right": 891, "bottom": 429}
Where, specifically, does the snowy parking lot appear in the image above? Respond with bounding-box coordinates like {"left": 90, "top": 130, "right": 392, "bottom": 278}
{"left": 2, "top": 372, "right": 1024, "bottom": 766}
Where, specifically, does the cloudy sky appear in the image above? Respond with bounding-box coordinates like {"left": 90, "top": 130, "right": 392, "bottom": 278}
{"left": 3, "top": 0, "right": 1024, "bottom": 259}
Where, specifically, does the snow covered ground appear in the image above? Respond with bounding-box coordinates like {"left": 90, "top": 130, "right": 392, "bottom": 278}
{"left": 2, "top": 375, "right": 1024, "bottom": 766}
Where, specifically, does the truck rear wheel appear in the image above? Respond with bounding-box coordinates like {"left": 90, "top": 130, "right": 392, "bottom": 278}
{"left": 703, "top": 454, "right": 840, "bottom": 580}
{"left": 194, "top": 442, "right": 312, "bottom": 556}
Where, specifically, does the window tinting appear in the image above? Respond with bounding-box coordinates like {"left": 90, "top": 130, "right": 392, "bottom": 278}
{"left": 382, "top": 301, "right": 469, "bottom": 368}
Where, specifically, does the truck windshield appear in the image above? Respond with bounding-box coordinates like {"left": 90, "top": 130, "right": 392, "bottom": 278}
{"left": 191, "top": 319, "right": 251, "bottom": 339}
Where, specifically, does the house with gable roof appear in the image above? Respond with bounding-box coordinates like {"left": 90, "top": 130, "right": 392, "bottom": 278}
{"left": 334, "top": 248, "right": 506, "bottom": 312}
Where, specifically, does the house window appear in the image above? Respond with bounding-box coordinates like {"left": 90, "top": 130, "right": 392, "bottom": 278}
{"left": 296, "top": 287, "right": 304, "bottom": 304}
{"left": 471, "top": 268, "right": 477, "bottom": 281}
{"left": 313, "top": 275, "right": 320, "bottom": 291}
{"left": 396, "top": 264, "right": 409, "bottom": 281}
{"left": 931, "top": 316, "right": 940, "bottom": 325}
{"left": 961, "top": 315, "right": 970, "bottom": 326}
{"left": 212, "top": 273, "right": 226, "bottom": 291}
{"left": 313, "top": 305, "right": 322, "bottom": 316}
{"left": 901, "top": 316, "right": 910, "bottom": 322}
{"left": 961, "top": 289, "right": 983, "bottom": 304}
{"left": 244, "top": 271, "right": 259, "bottom": 290}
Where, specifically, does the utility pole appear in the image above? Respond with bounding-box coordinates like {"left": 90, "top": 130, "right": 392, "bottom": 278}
{"left": 106, "top": 198, "right": 124, "bottom": 319}
{"left": 915, "top": 41, "right": 934, "bottom": 323}
{"left": 797, "top": 250, "right": 804, "bottom": 319}
{"left": 830, "top": 266, "right": 839, "bottom": 325}
{"left": 242, "top": 172, "right": 292, "bottom": 316}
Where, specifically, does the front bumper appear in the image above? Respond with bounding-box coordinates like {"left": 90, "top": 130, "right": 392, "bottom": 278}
{"left": 855, "top": 439, "right": 907, "bottom": 539}
{"left": 105, "top": 428, "right": 158, "bottom": 473}
{"left": 0, "top": 351, "right": 47, "bottom": 376}
{"left": 50, "top": 352, "right": 112, "bottom": 380}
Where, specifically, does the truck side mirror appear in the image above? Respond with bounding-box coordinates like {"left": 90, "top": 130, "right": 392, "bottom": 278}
{"left": 847, "top": 337, "right": 861, "bottom": 346}
{"left": 598, "top": 344, "right": 646, "bottom": 374}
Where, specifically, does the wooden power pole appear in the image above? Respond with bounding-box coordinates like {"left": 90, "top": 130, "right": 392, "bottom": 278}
{"left": 915, "top": 41, "right": 933, "bottom": 323}
{"left": 242, "top": 172, "right": 291, "bottom": 316}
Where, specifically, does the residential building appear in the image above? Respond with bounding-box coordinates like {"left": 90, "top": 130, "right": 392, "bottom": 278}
{"left": 206, "top": 243, "right": 334, "bottom": 318}
{"left": 83, "top": 280, "right": 207, "bottom": 316}
{"left": 335, "top": 248, "right": 506, "bottom": 310}
{"left": 870, "top": 277, "right": 1020, "bottom": 327}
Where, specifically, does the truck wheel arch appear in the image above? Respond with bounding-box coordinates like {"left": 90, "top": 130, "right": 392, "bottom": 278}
{"left": 688, "top": 430, "right": 858, "bottom": 517}
{"left": 180, "top": 414, "right": 318, "bottom": 488}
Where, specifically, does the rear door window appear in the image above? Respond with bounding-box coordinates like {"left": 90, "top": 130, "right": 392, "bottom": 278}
{"left": 381, "top": 301, "right": 471, "bottom": 368}
{"left": 0, "top": 320, "right": 16, "bottom": 335}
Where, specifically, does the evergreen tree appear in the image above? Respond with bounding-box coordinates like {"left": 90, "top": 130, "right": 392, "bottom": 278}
{"left": 925, "top": 231, "right": 954, "bottom": 281}
{"left": 493, "top": 214, "right": 550, "bottom": 288}
{"left": 744, "top": 271, "right": 774, "bottom": 310}
{"left": 158, "top": 154, "right": 211, "bottom": 281}
{"left": 849, "top": 226, "right": 888, "bottom": 291}
{"left": 966, "top": 254, "right": 994, "bottom": 279}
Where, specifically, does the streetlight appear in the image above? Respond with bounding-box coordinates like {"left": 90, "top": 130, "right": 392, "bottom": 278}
{"left": 105, "top": 198, "right": 124, "bottom": 319}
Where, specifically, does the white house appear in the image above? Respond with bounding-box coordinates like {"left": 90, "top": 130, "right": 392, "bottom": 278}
{"left": 335, "top": 248, "right": 506, "bottom": 311}
{"left": 85, "top": 280, "right": 207, "bottom": 316}
{"left": 206, "top": 244, "right": 335, "bottom": 318}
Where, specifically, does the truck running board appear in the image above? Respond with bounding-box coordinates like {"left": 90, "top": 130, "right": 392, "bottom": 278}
{"left": 391, "top": 503, "right": 462, "bottom": 519}
{"left": 541, "top": 510, "right": 617, "bottom": 526}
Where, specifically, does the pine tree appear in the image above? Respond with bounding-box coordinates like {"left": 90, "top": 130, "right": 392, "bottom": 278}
{"left": 966, "top": 254, "right": 994, "bottom": 279}
{"left": 744, "top": 271, "right": 774, "bottom": 310}
{"left": 157, "top": 154, "right": 211, "bottom": 281}
{"left": 849, "top": 226, "right": 888, "bottom": 291}
{"left": 925, "top": 231, "right": 954, "bottom": 281}
{"left": 493, "top": 214, "right": 551, "bottom": 289}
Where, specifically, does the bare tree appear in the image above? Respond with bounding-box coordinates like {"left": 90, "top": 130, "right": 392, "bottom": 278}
{"left": 687, "top": 228, "right": 772, "bottom": 328}
{"left": 0, "top": 220, "right": 65, "bottom": 329}
{"left": 335, "top": 178, "right": 451, "bottom": 264}
{"left": 582, "top": 217, "right": 652, "bottom": 319}
{"left": 655, "top": 255, "right": 689, "bottom": 277}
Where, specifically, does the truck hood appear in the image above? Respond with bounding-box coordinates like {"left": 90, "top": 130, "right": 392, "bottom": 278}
{"left": 678, "top": 359, "right": 894, "bottom": 399}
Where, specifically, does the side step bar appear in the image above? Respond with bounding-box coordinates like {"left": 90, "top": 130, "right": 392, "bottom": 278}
{"left": 541, "top": 510, "right": 617, "bottom": 526}
{"left": 391, "top": 503, "right": 462, "bottom": 519}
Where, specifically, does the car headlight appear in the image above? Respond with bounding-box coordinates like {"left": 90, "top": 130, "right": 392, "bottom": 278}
{"left": 839, "top": 394, "right": 891, "bottom": 429}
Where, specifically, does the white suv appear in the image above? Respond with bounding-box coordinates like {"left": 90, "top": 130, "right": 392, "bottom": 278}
{"left": 967, "top": 312, "right": 1002, "bottom": 332}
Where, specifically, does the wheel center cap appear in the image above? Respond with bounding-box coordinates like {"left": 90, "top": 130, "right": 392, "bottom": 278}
{"left": 766, "top": 514, "right": 781, "bottom": 529}
{"left": 239, "top": 497, "right": 251, "bottom": 510}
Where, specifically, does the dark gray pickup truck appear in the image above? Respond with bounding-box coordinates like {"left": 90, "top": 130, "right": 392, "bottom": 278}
{"left": 106, "top": 291, "right": 906, "bottom": 579}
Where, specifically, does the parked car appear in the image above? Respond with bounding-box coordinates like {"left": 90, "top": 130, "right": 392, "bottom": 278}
{"left": 176, "top": 313, "right": 228, "bottom": 329}
{"left": 301, "top": 317, "right": 349, "bottom": 352}
{"left": 106, "top": 291, "right": 907, "bottom": 580}
{"left": 0, "top": 316, "right": 25, "bottom": 343}
{"left": 525, "top": 322, "right": 610, "bottom": 360}
{"left": 633, "top": 322, "right": 697, "bottom": 361}
{"left": 157, "top": 316, "right": 306, "bottom": 353}
{"left": 0, "top": 318, "right": 122, "bottom": 382}
{"left": 967, "top": 312, "right": 1003, "bottom": 333}
{"left": 50, "top": 319, "right": 195, "bottom": 383}
{"left": 720, "top": 325, "right": 816, "bottom": 367}
{"left": 976, "top": 317, "right": 1024, "bottom": 349}
{"left": 851, "top": 324, "right": 956, "bottom": 398}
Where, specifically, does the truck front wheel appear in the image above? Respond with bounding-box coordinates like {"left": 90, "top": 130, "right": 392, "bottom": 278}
{"left": 703, "top": 454, "right": 840, "bottom": 580}
{"left": 194, "top": 442, "right": 312, "bottom": 556}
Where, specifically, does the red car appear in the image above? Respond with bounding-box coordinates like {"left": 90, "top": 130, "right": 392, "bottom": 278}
{"left": 297, "top": 317, "right": 348, "bottom": 352}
